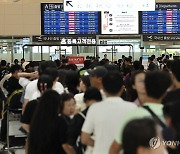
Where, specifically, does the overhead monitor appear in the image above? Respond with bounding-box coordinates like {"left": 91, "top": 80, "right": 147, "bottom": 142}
{"left": 140, "top": 3, "right": 180, "bottom": 34}
{"left": 101, "top": 11, "right": 139, "bottom": 34}
{"left": 140, "top": 10, "right": 180, "bottom": 34}
{"left": 41, "top": 3, "right": 101, "bottom": 35}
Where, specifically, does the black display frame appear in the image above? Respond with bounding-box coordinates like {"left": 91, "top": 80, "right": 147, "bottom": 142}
{"left": 41, "top": 3, "right": 101, "bottom": 35}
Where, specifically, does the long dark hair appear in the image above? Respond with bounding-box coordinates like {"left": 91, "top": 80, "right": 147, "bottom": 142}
{"left": 81, "top": 75, "right": 90, "bottom": 89}
{"left": 122, "top": 118, "right": 157, "bottom": 154}
{"left": 28, "top": 90, "right": 61, "bottom": 154}
{"left": 65, "top": 70, "right": 80, "bottom": 95}
{"left": 37, "top": 75, "right": 53, "bottom": 93}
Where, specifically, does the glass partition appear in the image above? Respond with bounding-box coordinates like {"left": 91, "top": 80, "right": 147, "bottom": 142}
{"left": 0, "top": 37, "right": 31, "bottom": 63}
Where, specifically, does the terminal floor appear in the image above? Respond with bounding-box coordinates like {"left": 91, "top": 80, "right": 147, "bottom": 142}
{"left": 0, "top": 120, "right": 25, "bottom": 154}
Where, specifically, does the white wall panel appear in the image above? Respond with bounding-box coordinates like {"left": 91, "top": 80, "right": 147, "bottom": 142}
{"left": 0, "top": 0, "right": 62, "bottom": 35}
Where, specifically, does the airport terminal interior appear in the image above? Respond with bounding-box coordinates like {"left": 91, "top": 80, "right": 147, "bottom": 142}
{"left": 0, "top": 0, "right": 180, "bottom": 154}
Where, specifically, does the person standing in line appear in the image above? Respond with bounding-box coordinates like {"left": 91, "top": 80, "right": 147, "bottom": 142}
{"left": 21, "top": 74, "right": 54, "bottom": 133}
{"left": 163, "top": 101, "right": 180, "bottom": 154}
{"left": 74, "top": 75, "right": 91, "bottom": 112}
{"left": 60, "top": 93, "right": 76, "bottom": 125}
{"left": 28, "top": 90, "right": 68, "bottom": 154}
{"left": 89, "top": 66, "right": 108, "bottom": 100}
{"left": 23, "top": 61, "right": 64, "bottom": 113}
{"left": 81, "top": 71, "right": 137, "bottom": 154}
{"left": 129, "top": 71, "right": 147, "bottom": 106}
{"left": 64, "top": 87, "right": 102, "bottom": 154}
{"left": 3, "top": 64, "right": 22, "bottom": 96}
{"left": 0, "top": 60, "right": 9, "bottom": 81}
{"left": 109, "top": 71, "right": 172, "bottom": 154}
{"left": 122, "top": 119, "right": 167, "bottom": 154}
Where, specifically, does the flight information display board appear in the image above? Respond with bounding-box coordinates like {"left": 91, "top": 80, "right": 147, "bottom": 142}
{"left": 140, "top": 3, "right": 180, "bottom": 34}
{"left": 101, "top": 11, "right": 139, "bottom": 34}
{"left": 41, "top": 3, "right": 101, "bottom": 35}
{"left": 140, "top": 10, "right": 180, "bottom": 34}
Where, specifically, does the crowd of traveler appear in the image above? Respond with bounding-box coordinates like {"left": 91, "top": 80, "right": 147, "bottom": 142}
{"left": 0, "top": 54, "right": 179, "bottom": 154}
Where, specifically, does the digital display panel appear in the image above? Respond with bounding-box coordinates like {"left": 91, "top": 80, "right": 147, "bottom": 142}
{"left": 140, "top": 3, "right": 180, "bottom": 34}
{"left": 41, "top": 3, "right": 101, "bottom": 35}
{"left": 101, "top": 11, "right": 139, "bottom": 34}
{"left": 141, "top": 10, "right": 180, "bottom": 34}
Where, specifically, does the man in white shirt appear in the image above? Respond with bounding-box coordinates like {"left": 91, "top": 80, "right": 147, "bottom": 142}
{"left": 81, "top": 71, "right": 137, "bottom": 154}
{"left": 30, "top": 67, "right": 64, "bottom": 100}
{"left": 23, "top": 61, "right": 64, "bottom": 112}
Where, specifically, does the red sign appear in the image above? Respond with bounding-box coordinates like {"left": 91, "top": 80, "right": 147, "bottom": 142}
{"left": 68, "top": 56, "right": 84, "bottom": 64}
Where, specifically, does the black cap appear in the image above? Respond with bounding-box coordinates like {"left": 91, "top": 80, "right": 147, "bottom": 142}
{"left": 90, "top": 66, "right": 108, "bottom": 77}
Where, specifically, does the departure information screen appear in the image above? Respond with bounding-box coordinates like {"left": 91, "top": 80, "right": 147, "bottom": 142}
{"left": 140, "top": 10, "right": 180, "bottom": 34}
{"left": 41, "top": 3, "right": 101, "bottom": 35}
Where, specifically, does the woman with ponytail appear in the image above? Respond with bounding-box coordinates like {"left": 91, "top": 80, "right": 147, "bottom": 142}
{"left": 28, "top": 90, "right": 67, "bottom": 154}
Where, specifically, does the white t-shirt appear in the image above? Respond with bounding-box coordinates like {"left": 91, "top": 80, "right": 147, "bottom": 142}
{"left": 74, "top": 89, "right": 106, "bottom": 111}
{"left": 19, "top": 77, "right": 31, "bottom": 88}
{"left": 74, "top": 93, "right": 86, "bottom": 111}
{"left": 82, "top": 97, "right": 137, "bottom": 154}
{"left": 24, "top": 79, "right": 64, "bottom": 101}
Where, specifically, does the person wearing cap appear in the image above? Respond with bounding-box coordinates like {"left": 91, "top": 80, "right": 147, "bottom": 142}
{"left": 81, "top": 71, "right": 137, "bottom": 154}
{"left": 89, "top": 66, "right": 108, "bottom": 100}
